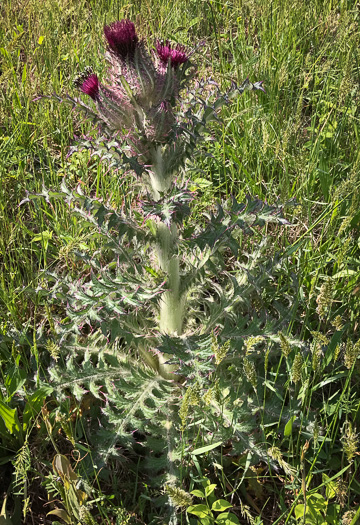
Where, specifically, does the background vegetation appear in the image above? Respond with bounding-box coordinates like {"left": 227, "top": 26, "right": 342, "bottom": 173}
{"left": 0, "top": 0, "right": 360, "bottom": 523}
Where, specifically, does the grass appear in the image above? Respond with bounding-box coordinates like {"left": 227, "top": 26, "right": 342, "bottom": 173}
{"left": 1, "top": 0, "right": 360, "bottom": 523}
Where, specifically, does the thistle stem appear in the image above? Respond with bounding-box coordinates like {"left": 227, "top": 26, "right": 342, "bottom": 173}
{"left": 159, "top": 257, "right": 185, "bottom": 335}
{"left": 153, "top": 213, "right": 186, "bottom": 379}
{"left": 155, "top": 222, "right": 185, "bottom": 334}
{"left": 149, "top": 145, "right": 171, "bottom": 200}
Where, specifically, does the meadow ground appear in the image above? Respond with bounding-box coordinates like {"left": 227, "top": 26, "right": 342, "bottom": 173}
{"left": 1, "top": 0, "right": 360, "bottom": 523}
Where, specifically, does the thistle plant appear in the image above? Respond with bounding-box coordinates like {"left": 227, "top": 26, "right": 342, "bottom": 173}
{"left": 29, "top": 19, "right": 295, "bottom": 512}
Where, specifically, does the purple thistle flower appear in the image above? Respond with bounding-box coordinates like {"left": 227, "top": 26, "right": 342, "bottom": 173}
{"left": 104, "top": 20, "right": 139, "bottom": 61}
{"left": 156, "top": 40, "right": 189, "bottom": 68}
{"left": 79, "top": 73, "right": 100, "bottom": 100}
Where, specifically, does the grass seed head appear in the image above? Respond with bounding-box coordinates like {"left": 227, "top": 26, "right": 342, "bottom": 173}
{"left": 164, "top": 485, "right": 193, "bottom": 508}
{"left": 341, "top": 421, "right": 359, "bottom": 463}
{"left": 344, "top": 339, "right": 360, "bottom": 369}
{"left": 316, "top": 279, "right": 334, "bottom": 320}
{"left": 278, "top": 331, "right": 291, "bottom": 358}
{"left": 243, "top": 358, "right": 257, "bottom": 391}
{"left": 291, "top": 352, "right": 303, "bottom": 383}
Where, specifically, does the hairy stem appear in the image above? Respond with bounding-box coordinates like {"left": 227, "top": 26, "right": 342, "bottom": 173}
{"left": 155, "top": 221, "right": 185, "bottom": 380}
{"left": 148, "top": 145, "right": 171, "bottom": 200}
{"left": 159, "top": 257, "right": 185, "bottom": 335}
{"left": 156, "top": 222, "right": 185, "bottom": 336}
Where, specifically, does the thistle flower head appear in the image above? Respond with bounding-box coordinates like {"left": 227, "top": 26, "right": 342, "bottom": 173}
{"left": 156, "top": 40, "right": 189, "bottom": 68}
{"left": 77, "top": 73, "right": 100, "bottom": 101}
{"left": 104, "top": 20, "right": 139, "bottom": 61}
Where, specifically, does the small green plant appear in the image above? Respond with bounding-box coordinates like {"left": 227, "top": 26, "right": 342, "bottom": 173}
{"left": 186, "top": 478, "right": 240, "bottom": 525}
{"left": 294, "top": 474, "right": 341, "bottom": 525}
{"left": 45, "top": 454, "right": 93, "bottom": 524}
{"left": 180, "top": 476, "right": 259, "bottom": 525}
{"left": 0, "top": 331, "right": 53, "bottom": 464}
